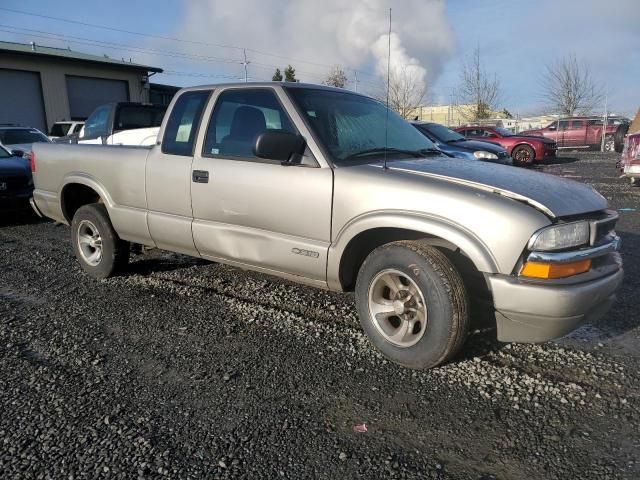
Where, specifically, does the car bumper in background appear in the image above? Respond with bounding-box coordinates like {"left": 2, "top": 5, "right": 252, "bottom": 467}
{"left": 0, "top": 189, "right": 33, "bottom": 212}
{"left": 623, "top": 163, "right": 640, "bottom": 178}
{"left": 487, "top": 265, "right": 623, "bottom": 343}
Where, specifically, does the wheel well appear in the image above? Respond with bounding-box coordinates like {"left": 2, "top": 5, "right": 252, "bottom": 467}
{"left": 512, "top": 143, "right": 535, "bottom": 157}
{"left": 338, "top": 227, "right": 495, "bottom": 330}
{"left": 61, "top": 183, "right": 102, "bottom": 222}
{"left": 339, "top": 228, "right": 471, "bottom": 291}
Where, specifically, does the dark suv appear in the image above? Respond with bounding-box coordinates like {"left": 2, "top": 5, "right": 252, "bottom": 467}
{"left": 0, "top": 144, "right": 33, "bottom": 212}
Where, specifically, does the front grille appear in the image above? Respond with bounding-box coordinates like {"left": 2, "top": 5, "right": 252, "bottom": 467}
{"left": 590, "top": 212, "right": 618, "bottom": 246}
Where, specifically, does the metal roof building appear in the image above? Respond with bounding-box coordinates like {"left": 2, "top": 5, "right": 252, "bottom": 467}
{"left": 0, "top": 41, "right": 163, "bottom": 133}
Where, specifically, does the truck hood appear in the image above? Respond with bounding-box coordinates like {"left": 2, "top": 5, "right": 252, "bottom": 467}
{"left": 382, "top": 157, "right": 607, "bottom": 218}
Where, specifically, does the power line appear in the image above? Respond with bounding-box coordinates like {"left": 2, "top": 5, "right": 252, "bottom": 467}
{"left": 0, "top": 24, "right": 385, "bottom": 89}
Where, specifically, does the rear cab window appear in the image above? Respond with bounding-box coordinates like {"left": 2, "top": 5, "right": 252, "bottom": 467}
{"left": 50, "top": 123, "right": 71, "bottom": 137}
{"left": 161, "top": 90, "right": 211, "bottom": 156}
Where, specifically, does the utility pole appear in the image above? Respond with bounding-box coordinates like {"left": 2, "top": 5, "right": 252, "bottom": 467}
{"left": 600, "top": 89, "right": 608, "bottom": 152}
{"left": 354, "top": 70, "right": 359, "bottom": 93}
{"left": 241, "top": 49, "right": 250, "bottom": 83}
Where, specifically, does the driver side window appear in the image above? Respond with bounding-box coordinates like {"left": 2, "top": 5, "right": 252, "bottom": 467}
{"left": 203, "top": 89, "right": 295, "bottom": 159}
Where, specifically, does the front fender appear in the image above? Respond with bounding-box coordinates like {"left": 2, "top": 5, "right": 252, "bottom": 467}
{"left": 326, "top": 210, "right": 499, "bottom": 291}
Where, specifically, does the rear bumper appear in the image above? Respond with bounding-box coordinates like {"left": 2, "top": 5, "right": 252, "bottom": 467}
{"left": 487, "top": 267, "right": 623, "bottom": 343}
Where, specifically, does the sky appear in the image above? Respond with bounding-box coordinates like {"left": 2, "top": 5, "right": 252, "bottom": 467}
{"left": 1, "top": 0, "right": 639, "bottom": 117}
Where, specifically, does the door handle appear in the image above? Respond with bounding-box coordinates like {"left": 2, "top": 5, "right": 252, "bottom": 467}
{"left": 192, "top": 170, "right": 209, "bottom": 183}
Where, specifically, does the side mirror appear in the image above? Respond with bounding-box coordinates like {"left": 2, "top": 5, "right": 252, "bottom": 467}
{"left": 254, "top": 130, "right": 306, "bottom": 164}
{"left": 78, "top": 126, "right": 86, "bottom": 139}
{"left": 11, "top": 149, "right": 24, "bottom": 157}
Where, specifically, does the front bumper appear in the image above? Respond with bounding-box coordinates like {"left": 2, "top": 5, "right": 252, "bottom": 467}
{"left": 623, "top": 164, "right": 640, "bottom": 178}
{"left": 488, "top": 265, "right": 623, "bottom": 343}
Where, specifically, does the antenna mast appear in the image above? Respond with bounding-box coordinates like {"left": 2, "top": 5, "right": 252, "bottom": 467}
{"left": 384, "top": 8, "right": 391, "bottom": 170}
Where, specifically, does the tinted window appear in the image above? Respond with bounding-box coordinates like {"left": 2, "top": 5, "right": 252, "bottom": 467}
{"left": 465, "top": 129, "right": 484, "bottom": 137}
{"left": 417, "top": 123, "right": 464, "bottom": 143}
{"left": 558, "top": 120, "right": 569, "bottom": 130}
{"left": 0, "top": 128, "right": 50, "bottom": 145}
{"left": 571, "top": 121, "right": 584, "bottom": 129}
{"left": 493, "top": 127, "right": 513, "bottom": 137}
{"left": 588, "top": 119, "right": 603, "bottom": 126}
{"left": 50, "top": 123, "right": 71, "bottom": 137}
{"left": 83, "top": 105, "right": 111, "bottom": 140}
{"left": 204, "top": 89, "right": 295, "bottom": 158}
{"left": 114, "top": 105, "right": 166, "bottom": 132}
{"left": 161, "top": 90, "right": 211, "bottom": 156}
{"left": 73, "top": 123, "right": 84, "bottom": 134}
{"left": 287, "top": 88, "right": 436, "bottom": 164}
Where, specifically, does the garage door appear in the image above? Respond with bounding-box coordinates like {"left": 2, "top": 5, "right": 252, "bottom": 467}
{"left": 66, "top": 76, "right": 129, "bottom": 120}
{"left": 0, "top": 68, "right": 47, "bottom": 132}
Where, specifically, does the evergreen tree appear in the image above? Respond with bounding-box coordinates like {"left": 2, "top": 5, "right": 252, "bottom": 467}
{"left": 272, "top": 68, "right": 283, "bottom": 82}
{"left": 284, "top": 65, "right": 297, "bottom": 82}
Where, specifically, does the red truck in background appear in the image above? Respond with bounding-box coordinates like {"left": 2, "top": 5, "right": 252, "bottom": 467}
{"left": 520, "top": 116, "right": 629, "bottom": 153}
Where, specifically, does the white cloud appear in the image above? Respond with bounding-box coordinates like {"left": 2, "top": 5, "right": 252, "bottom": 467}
{"left": 163, "top": 0, "right": 454, "bottom": 91}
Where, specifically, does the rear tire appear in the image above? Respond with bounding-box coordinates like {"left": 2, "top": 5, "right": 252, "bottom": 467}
{"left": 71, "top": 204, "right": 129, "bottom": 279}
{"left": 355, "top": 241, "right": 469, "bottom": 369}
{"left": 512, "top": 145, "right": 535, "bottom": 166}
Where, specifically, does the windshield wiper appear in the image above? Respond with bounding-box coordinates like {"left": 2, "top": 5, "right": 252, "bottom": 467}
{"left": 417, "top": 148, "right": 444, "bottom": 156}
{"left": 343, "top": 147, "right": 426, "bottom": 161}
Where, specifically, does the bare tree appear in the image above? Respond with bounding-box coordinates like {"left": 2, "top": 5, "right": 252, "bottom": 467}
{"left": 377, "top": 66, "right": 427, "bottom": 119}
{"left": 541, "top": 55, "right": 603, "bottom": 116}
{"left": 455, "top": 46, "right": 500, "bottom": 121}
{"left": 323, "top": 65, "right": 348, "bottom": 88}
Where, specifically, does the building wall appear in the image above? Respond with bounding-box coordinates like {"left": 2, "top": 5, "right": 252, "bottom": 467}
{"left": 0, "top": 53, "right": 150, "bottom": 129}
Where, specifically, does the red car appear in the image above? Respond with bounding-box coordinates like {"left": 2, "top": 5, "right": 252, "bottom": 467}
{"left": 454, "top": 126, "right": 557, "bottom": 166}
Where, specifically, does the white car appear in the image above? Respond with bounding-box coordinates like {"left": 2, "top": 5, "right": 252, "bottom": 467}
{"left": 78, "top": 102, "right": 166, "bottom": 147}
{"left": 49, "top": 121, "right": 84, "bottom": 140}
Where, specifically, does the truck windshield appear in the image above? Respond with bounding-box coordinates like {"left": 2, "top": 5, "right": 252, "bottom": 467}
{"left": 286, "top": 88, "right": 437, "bottom": 164}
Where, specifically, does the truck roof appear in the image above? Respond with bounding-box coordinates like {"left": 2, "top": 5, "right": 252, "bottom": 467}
{"left": 177, "top": 81, "right": 369, "bottom": 97}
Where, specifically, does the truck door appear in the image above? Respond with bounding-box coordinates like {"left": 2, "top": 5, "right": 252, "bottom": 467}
{"left": 565, "top": 120, "right": 586, "bottom": 146}
{"left": 145, "top": 89, "right": 212, "bottom": 255}
{"left": 190, "top": 87, "right": 333, "bottom": 283}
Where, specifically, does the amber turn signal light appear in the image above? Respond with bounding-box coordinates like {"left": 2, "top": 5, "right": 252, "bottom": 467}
{"left": 520, "top": 260, "right": 591, "bottom": 279}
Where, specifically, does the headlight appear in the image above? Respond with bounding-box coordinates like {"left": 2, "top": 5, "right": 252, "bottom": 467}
{"left": 473, "top": 151, "right": 498, "bottom": 160}
{"left": 528, "top": 221, "right": 590, "bottom": 251}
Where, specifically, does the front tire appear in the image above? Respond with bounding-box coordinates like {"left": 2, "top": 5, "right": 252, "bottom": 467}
{"left": 71, "top": 204, "right": 129, "bottom": 279}
{"left": 512, "top": 145, "right": 535, "bottom": 166}
{"left": 355, "top": 241, "right": 469, "bottom": 369}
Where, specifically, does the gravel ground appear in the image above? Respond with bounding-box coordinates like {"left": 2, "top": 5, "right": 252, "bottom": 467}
{"left": 1, "top": 152, "right": 639, "bottom": 479}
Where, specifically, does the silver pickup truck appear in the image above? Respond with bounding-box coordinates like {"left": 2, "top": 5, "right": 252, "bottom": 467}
{"left": 31, "top": 83, "right": 623, "bottom": 369}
